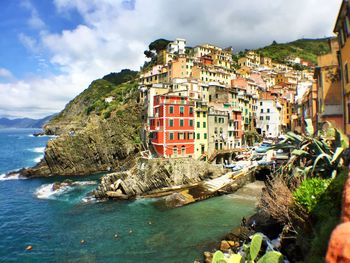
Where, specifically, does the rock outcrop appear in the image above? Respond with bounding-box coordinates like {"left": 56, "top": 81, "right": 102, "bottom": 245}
{"left": 18, "top": 75, "right": 142, "bottom": 177}
{"left": 21, "top": 104, "right": 141, "bottom": 177}
{"left": 94, "top": 158, "right": 224, "bottom": 199}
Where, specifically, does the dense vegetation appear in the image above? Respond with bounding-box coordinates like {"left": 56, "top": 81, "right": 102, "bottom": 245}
{"left": 102, "top": 69, "right": 138, "bottom": 86}
{"left": 259, "top": 123, "right": 348, "bottom": 262}
{"left": 46, "top": 69, "right": 139, "bottom": 132}
{"left": 255, "top": 38, "right": 331, "bottom": 65}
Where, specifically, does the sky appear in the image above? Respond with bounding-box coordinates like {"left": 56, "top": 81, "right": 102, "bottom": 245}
{"left": 0, "top": 0, "right": 342, "bottom": 119}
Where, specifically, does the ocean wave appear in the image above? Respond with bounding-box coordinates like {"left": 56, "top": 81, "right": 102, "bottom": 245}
{"left": 0, "top": 173, "right": 27, "bottom": 181}
{"left": 31, "top": 147, "right": 45, "bottom": 153}
{"left": 35, "top": 183, "right": 68, "bottom": 199}
{"left": 35, "top": 181, "right": 97, "bottom": 200}
{"left": 34, "top": 156, "right": 43, "bottom": 163}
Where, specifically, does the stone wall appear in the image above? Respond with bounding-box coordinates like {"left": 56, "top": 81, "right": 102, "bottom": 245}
{"left": 94, "top": 158, "right": 225, "bottom": 199}
{"left": 326, "top": 169, "right": 350, "bottom": 263}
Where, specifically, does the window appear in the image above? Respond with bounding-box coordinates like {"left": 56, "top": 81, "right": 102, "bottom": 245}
{"left": 180, "top": 119, "right": 184, "bottom": 127}
{"left": 180, "top": 106, "right": 184, "bottom": 114}
{"left": 189, "top": 107, "right": 193, "bottom": 114}
{"left": 266, "top": 116, "right": 270, "bottom": 120}
{"left": 345, "top": 16, "right": 350, "bottom": 36}
{"left": 197, "top": 133, "right": 200, "bottom": 140}
{"left": 260, "top": 109, "right": 263, "bottom": 113}
{"left": 197, "top": 112, "right": 200, "bottom": 118}
{"left": 260, "top": 101, "right": 263, "bottom": 106}
{"left": 169, "top": 106, "right": 174, "bottom": 114}
{"left": 267, "top": 109, "right": 270, "bottom": 113}
{"left": 188, "top": 133, "right": 194, "bottom": 140}
{"left": 266, "top": 125, "right": 269, "bottom": 130}
{"left": 203, "top": 122, "right": 206, "bottom": 128}
{"left": 260, "top": 116, "right": 263, "bottom": 120}
{"left": 340, "top": 28, "right": 346, "bottom": 47}
{"left": 345, "top": 63, "right": 349, "bottom": 84}
{"left": 197, "top": 121, "right": 200, "bottom": 128}
{"left": 204, "top": 133, "right": 207, "bottom": 139}
{"left": 203, "top": 112, "right": 206, "bottom": 117}
{"left": 169, "top": 119, "right": 174, "bottom": 127}
{"left": 169, "top": 132, "right": 174, "bottom": 140}
{"left": 189, "top": 120, "right": 193, "bottom": 127}
{"left": 214, "top": 116, "right": 218, "bottom": 123}
{"left": 178, "top": 133, "right": 185, "bottom": 140}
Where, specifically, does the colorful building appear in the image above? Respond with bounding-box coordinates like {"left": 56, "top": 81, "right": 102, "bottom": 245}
{"left": 149, "top": 95, "right": 195, "bottom": 158}
{"left": 334, "top": 0, "right": 350, "bottom": 137}
{"left": 194, "top": 101, "right": 208, "bottom": 160}
{"left": 314, "top": 38, "right": 343, "bottom": 131}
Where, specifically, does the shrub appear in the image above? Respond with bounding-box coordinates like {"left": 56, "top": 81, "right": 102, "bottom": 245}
{"left": 293, "top": 177, "right": 332, "bottom": 213}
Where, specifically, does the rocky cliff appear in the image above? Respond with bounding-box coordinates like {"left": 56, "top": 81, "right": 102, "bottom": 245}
{"left": 94, "top": 158, "right": 224, "bottom": 199}
{"left": 20, "top": 70, "right": 142, "bottom": 177}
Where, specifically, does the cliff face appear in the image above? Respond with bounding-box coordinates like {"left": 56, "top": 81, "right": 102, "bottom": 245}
{"left": 20, "top": 70, "right": 142, "bottom": 177}
{"left": 94, "top": 158, "right": 224, "bottom": 199}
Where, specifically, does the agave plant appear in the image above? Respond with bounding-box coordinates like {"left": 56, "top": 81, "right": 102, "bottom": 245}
{"left": 271, "top": 121, "right": 348, "bottom": 181}
{"left": 211, "top": 233, "right": 283, "bottom": 263}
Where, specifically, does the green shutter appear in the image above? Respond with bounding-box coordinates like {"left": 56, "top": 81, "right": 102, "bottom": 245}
{"left": 204, "top": 133, "right": 207, "bottom": 139}
{"left": 203, "top": 122, "right": 206, "bottom": 128}
{"left": 170, "top": 132, "right": 174, "bottom": 140}
{"left": 169, "top": 119, "right": 174, "bottom": 127}
{"left": 197, "top": 133, "right": 200, "bottom": 139}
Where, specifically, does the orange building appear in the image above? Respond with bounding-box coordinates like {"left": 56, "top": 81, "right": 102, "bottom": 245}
{"left": 334, "top": 0, "right": 350, "bottom": 138}
{"left": 149, "top": 95, "right": 195, "bottom": 158}
{"left": 314, "top": 38, "right": 343, "bottom": 131}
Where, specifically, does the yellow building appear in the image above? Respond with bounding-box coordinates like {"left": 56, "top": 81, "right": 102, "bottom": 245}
{"left": 168, "top": 55, "right": 194, "bottom": 80}
{"left": 194, "top": 102, "right": 208, "bottom": 160}
{"left": 193, "top": 44, "right": 232, "bottom": 70}
{"left": 157, "top": 50, "right": 176, "bottom": 65}
{"left": 334, "top": 0, "right": 350, "bottom": 137}
{"left": 139, "top": 65, "right": 168, "bottom": 86}
{"left": 192, "top": 64, "right": 231, "bottom": 86}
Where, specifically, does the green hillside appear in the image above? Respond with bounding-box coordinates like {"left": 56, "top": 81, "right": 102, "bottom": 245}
{"left": 255, "top": 38, "right": 331, "bottom": 65}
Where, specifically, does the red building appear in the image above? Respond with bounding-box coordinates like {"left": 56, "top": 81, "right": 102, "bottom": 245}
{"left": 149, "top": 95, "right": 195, "bottom": 158}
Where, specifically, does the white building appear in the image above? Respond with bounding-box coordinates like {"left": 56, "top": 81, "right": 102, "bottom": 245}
{"left": 256, "top": 99, "right": 282, "bottom": 138}
{"left": 167, "top": 38, "right": 186, "bottom": 55}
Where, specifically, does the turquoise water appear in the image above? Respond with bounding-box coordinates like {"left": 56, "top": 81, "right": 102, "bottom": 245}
{"left": 0, "top": 129, "right": 259, "bottom": 262}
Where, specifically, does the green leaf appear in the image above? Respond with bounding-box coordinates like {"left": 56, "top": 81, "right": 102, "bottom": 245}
{"left": 212, "top": 251, "right": 225, "bottom": 263}
{"left": 331, "top": 147, "right": 344, "bottom": 164}
{"left": 227, "top": 254, "right": 243, "bottom": 263}
{"left": 257, "top": 251, "right": 283, "bottom": 263}
{"left": 291, "top": 149, "right": 310, "bottom": 156}
{"left": 311, "top": 153, "right": 332, "bottom": 175}
{"left": 250, "top": 234, "right": 263, "bottom": 261}
{"left": 305, "top": 118, "right": 314, "bottom": 136}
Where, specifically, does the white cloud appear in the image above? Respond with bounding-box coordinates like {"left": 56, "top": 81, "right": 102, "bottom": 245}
{"left": 2, "top": 0, "right": 341, "bottom": 118}
{"left": 21, "top": 0, "right": 46, "bottom": 30}
{"left": 0, "top": 68, "right": 14, "bottom": 80}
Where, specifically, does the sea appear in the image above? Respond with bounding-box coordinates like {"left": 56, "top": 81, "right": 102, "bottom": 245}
{"left": 0, "top": 128, "right": 262, "bottom": 263}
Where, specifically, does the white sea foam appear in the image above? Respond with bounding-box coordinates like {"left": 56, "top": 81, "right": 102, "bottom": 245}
{"left": 35, "top": 183, "right": 68, "bottom": 199}
{"left": 35, "top": 181, "right": 97, "bottom": 200}
{"left": 0, "top": 173, "right": 27, "bottom": 181}
{"left": 34, "top": 156, "right": 43, "bottom": 163}
{"left": 31, "top": 147, "right": 45, "bottom": 153}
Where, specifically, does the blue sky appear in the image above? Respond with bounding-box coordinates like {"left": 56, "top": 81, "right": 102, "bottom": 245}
{"left": 0, "top": 0, "right": 342, "bottom": 118}
{"left": 1, "top": 1, "right": 82, "bottom": 79}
